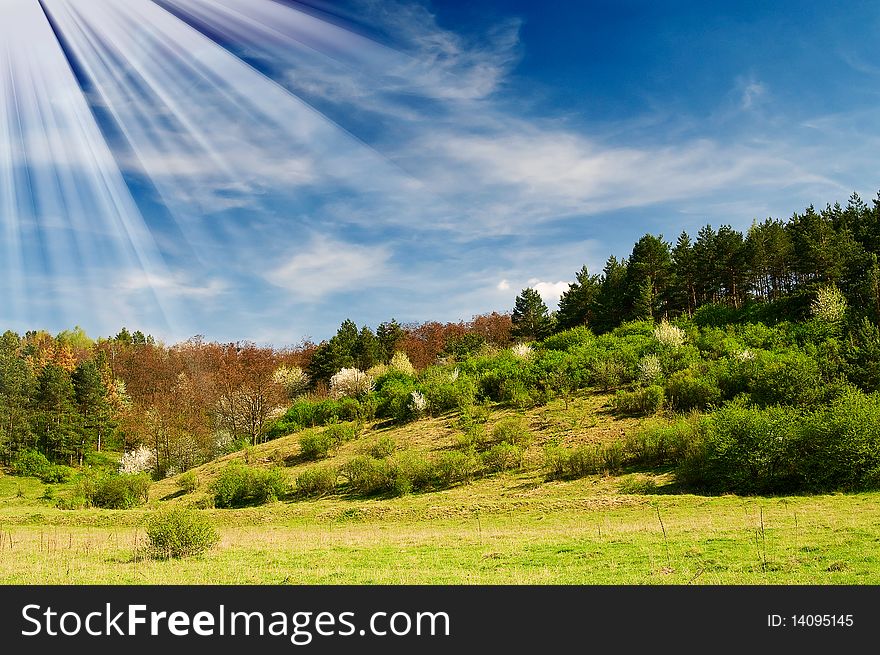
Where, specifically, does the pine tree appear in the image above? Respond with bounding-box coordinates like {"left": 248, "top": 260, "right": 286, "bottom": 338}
{"left": 354, "top": 326, "right": 382, "bottom": 370}
{"left": 511, "top": 289, "right": 554, "bottom": 341}
{"left": 376, "top": 319, "right": 405, "bottom": 362}
{"left": 592, "top": 256, "right": 629, "bottom": 332}
{"left": 556, "top": 266, "right": 601, "bottom": 331}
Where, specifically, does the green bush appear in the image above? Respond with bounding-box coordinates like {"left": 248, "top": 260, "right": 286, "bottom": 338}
{"left": 368, "top": 435, "right": 397, "bottom": 459}
{"left": 421, "top": 371, "right": 477, "bottom": 415}
{"left": 40, "top": 464, "right": 74, "bottom": 484}
{"left": 435, "top": 451, "right": 478, "bottom": 486}
{"left": 12, "top": 450, "right": 50, "bottom": 478}
{"left": 324, "top": 421, "right": 362, "bottom": 444}
{"left": 145, "top": 508, "right": 219, "bottom": 559}
{"left": 298, "top": 431, "right": 336, "bottom": 460}
{"left": 340, "top": 455, "right": 390, "bottom": 495}
{"left": 491, "top": 417, "right": 533, "bottom": 448}
{"left": 665, "top": 369, "right": 722, "bottom": 411}
{"left": 617, "top": 474, "right": 658, "bottom": 494}
{"left": 456, "top": 402, "right": 491, "bottom": 430}
{"left": 456, "top": 425, "right": 488, "bottom": 452}
{"left": 388, "top": 452, "right": 437, "bottom": 495}
{"left": 85, "top": 473, "right": 151, "bottom": 509}
{"left": 544, "top": 442, "right": 624, "bottom": 480}
{"left": 590, "top": 358, "right": 627, "bottom": 391}
{"left": 481, "top": 443, "right": 523, "bottom": 472}
{"left": 295, "top": 466, "right": 338, "bottom": 498}
{"left": 611, "top": 385, "right": 665, "bottom": 416}
{"left": 211, "top": 464, "right": 288, "bottom": 508}
{"left": 374, "top": 374, "right": 419, "bottom": 423}
{"left": 541, "top": 326, "right": 594, "bottom": 352}
{"left": 177, "top": 470, "right": 198, "bottom": 494}
{"left": 749, "top": 350, "right": 822, "bottom": 407}
{"left": 624, "top": 418, "right": 700, "bottom": 467}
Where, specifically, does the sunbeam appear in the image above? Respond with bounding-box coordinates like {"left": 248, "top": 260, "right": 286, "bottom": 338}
{"left": 2, "top": 0, "right": 418, "bottom": 339}
{"left": 0, "top": 0, "right": 178, "bottom": 335}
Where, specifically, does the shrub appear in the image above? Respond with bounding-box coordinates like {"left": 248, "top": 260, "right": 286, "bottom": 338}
{"left": 481, "top": 443, "right": 523, "bottom": 472}
{"left": 421, "top": 373, "right": 477, "bottom": 415}
{"left": 409, "top": 390, "right": 428, "bottom": 417}
{"left": 456, "top": 402, "right": 491, "bottom": 430}
{"left": 212, "top": 464, "right": 288, "bottom": 508}
{"left": 544, "top": 442, "right": 624, "bottom": 479}
{"left": 41, "top": 464, "right": 74, "bottom": 484}
{"left": 273, "top": 365, "right": 309, "bottom": 401}
{"left": 511, "top": 343, "right": 533, "bottom": 358}
{"left": 145, "top": 508, "right": 219, "bottom": 559}
{"left": 624, "top": 418, "right": 700, "bottom": 467}
{"left": 590, "top": 358, "right": 627, "bottom": 391}
{"left": 665, "top": 369, "right": 722, "bottom": 411}
{"left": 456, "top": 425, "right": 489, "bottom": 452}
{"left": 388, "top": 452, "right": 437, "bottom": 495}
{"left": 617, "top": 474, "right": 658, "bottom": 494}
{"left": 811, "top": 284, "right": 847, "bottom": 324}
{"left": 373, "top": 373, "right": 418, "bottom": 423}
{"left": 654, "top": 321, "right": 686, "bottom": 348}
{"left": 491, "top": 417, "right": 533, "bottom": 448}
{"left": 119, "top": 445, "right": 156, "bottom": 474}
{"left": 611, "top": 385, "right": 665, "bottom": 416}
{"left": 676, "top": 403, "right": 801, "bottom": 493}
{"left": 368, "top": 435, "right": 397, "bottom": 459}
{"left": 330, "top": 368, "right": 374, "bottom": 399}
{"left": 389, "top": 351, "right": 416, "bottom": 376}
{"left": 87, "top": 474, "right": 151, "bottom": 509}
{"left": 435, "top": 451, "right": 478, "bottom": 486}
{"left": 298, "top": 431, "right": 335, "bottom": 460}
{"left": 638, "top": 354, "right": 663, "bottom": 384}
{"left": 541, "top": 326, "right": 594, "bottom": 352}
{"left": 12, "top": 450, "right": 50, "bottom": 478}
{"left": 295, "top": 466, "right": 338, "bottom": 498}
{"left": 177, "top": 470, "right": 198, "bottom": 494}
{"left": 749, "top": 350, "right": 822, "bottom": 407}
{"left": 340, "top": 455, "right": 390, "bottom": 495}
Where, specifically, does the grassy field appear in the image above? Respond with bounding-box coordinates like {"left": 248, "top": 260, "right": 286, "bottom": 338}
{"left": 2, "top": 392, "right": 879, "bottom": 584}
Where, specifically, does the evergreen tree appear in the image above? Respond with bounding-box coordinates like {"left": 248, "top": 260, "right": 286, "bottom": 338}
{"left": 72, "top": 361, "right": 114, "bottom": 459}
{"left": 670, "top": 231, "right": 696, "bottom": 315}
{"left": 32, "top": 364, "right": 82, "bottom": 464}
{"left": 625, "top": 234, "right": 672, "bottom": 320}
{"left": 556, "top": 266, "right": 601, "bottom": 330}
{"left": 354, "top": 326, "right": 382, "bottom": 370}
{"left": 376, "top": 319, "right": 405, "bottom": 361}
{"left": 511, "top": 288, "right": 554, "bottom": 341}
{"left": 592, "top": 256, "right": 629, "bottom": 332}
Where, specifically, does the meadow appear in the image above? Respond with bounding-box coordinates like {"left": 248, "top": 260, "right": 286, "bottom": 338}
{"left": 2, "top": 391, "right": 879, "bottom": 585}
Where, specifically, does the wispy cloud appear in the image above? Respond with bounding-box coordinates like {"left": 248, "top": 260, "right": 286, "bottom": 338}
{"left": 265, "top": 235, "right": 392, "bottom": 300}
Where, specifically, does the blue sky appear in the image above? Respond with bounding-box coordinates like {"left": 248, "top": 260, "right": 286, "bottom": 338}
{"left": 3, "top": 0, "right": 880, "bottom": 345}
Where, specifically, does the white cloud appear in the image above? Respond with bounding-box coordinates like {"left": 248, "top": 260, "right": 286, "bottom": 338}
{"left": 496, "top": 279, "right": 510, "bottom": 291}
{"left": 528, "top": 279, "right": 571, "bottom": 309}
{"left": 117, "top": 272, "right": 227, "bottom": 299}
{"left": 265, "top": 236, "right": 391, "bottom": 300}
{"left": 741, "top": 81, "right": 767, "bottom": 110}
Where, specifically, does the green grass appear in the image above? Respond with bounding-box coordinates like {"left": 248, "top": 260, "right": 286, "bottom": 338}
{"left": 2, "top": 392, "right": 879, "bottom": 584}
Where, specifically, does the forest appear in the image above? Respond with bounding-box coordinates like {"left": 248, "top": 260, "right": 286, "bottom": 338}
{"left": 3, "top": 191, "right": 880, "bottom": 503}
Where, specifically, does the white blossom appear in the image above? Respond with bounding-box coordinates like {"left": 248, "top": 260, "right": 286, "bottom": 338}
{"left": 330, "top": 368, "right": 374, "bottom": 399}
{"left": 654, "top": 321, "right": 686, "bottom": 348}
{"left": 273, "top": 365, "right": 309, "bottom": 400}
{"left": 119, "top": 445, "right": 155, "bottom": 474}
{"left": 734, "top": 349, "right": 755, "bottom": 362}
{"left": 511, "top": 343, "right": 533, "bottom": 358}
{"left": 409, "top": 390, "right": 428, "bottom": 415}
{"left": 638, "top": 355, "right": 663, "bottom": 383}
{"left": 811, "top": 284, "right": 847, "bottom": 324}
{"left": 389, "top": 351, "right": 416, "bottom": 376}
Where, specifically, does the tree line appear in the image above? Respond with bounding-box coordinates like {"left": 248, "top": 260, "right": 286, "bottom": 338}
{"left": 510, "top": 192, "right": 880, "bottom": 340}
